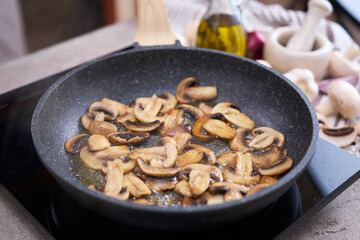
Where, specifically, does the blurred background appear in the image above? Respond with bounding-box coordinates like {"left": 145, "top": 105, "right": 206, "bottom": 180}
{"left": 1, "top": 0, "right": 359, "bottom": 64}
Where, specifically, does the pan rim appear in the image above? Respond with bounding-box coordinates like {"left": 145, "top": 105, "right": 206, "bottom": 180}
{"left": 31, "top": 45, "right": 319, "bottom": 214}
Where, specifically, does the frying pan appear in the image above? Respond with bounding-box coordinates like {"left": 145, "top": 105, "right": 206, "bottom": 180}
{"left": 31, "top": 0, "right": 318, "bottom": 231}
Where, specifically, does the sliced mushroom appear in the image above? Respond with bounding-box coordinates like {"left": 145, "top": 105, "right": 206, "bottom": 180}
{"left": 136, "top": 158, "right": 180, "bottom": 177}
{"left": 202, "top": 119, "right": 236, "bottom": 139}
{"left": 176, "top": 104, "right": 204, "bottom": 120}
{"left": 176, "top": 77, "right": 217, "bottom": 104}
{"left": 88, "top": 120, "right": 117, "bottom": 136}
{"left": 107, "top": 132, "right": 150, "bottom": 146}
{"left": 192, "top": 113, "right": 225, "bottom": 141}
{"left": 129, "top": 146, "right": 166, "bottom": 162}
{"left": 217, "top": 151, "right": 237, "bottom": 167}
{"left": 249, "top": 145, "right": 282, "bottom": 168}
{"left": 65, "top": 134, "right": 90, "bottom": 154}
{"left": 122, "top": 120, "right": 161, "bottom": 132}
{"left": 104, "top": 159, "right": 124, "bottom": 195}
{"left": 81, "top": 112, "right": 94, "bottom": 130}
{"left": 172, "top": 132, "right": 192, "bottom": 154}
{"left": 246, "top": 184, "right": 271, "bottom": 196}
{"left": 116, "top": 105, "right": 137, "bottom": 123}
{"left": 159, "top": 93, "right": 177, "bottom": 114}
{"left": 101, "top": 98, "right": 127, "bottom": 116}
{"left": 157, "top": 137, "right": 178, "bottom": 167}
{"left": 145, "top": 177, "right": 177, "bottom": 191}
{"left": 197, "top": 192, "right": 224, "bottom": 206}
{"left": 102, "top": 157, "right": 136, "bottom": 174}
{"left": 198, "top": 102, "right": 213, "bottom": 115}
{"left": 209, "top": 182, "right": 250, "bottom": 202}
{"left": 189, "top": 144, "right": 217, "bottom": 165}
{"left": 316, "top": 112, "right": 328, "bottom": 129}
{"left": 134, "top": 95, "right": 166, "bottom": 123}
{"left": 211, "top": 102, "right": 255, "bottom": 129}
{"left": 181, "top": 196, "right": 195, "bottom": 206}
{"left": 260, "top": 176, "right": 278, "bottom": 185}
{"left": 132, "top": 199, "right": 157, "bottom": 205}
{"left": 89, "top": 101, "right": 118, "bottom": 120}
{"left": 79, "top": 146, "right": 130, "bottom": 170}
{"left": 123, "top": 172, "right": 151, "bottom": 198}
{"left": 229, "top": 128, "right": 252, "bottom": 152}
{"left": 174, "top": 180, "right": 193, "bottom": 197}
{"left": 88, "top": 134, "right": 111, "bottom": 151}
{"left": 249, "top": 127, "right": 285, "bottom": 149}
{"left": 176, "top": 149, "right": 204, "bottom": 167}
{"left": 258, "top": 156, "right": 293, "bottom": 176}
{"left": 157, "top": 109, "right": 190, "bottom": 136}
{"left": 319, "top": 126, "right": 357, "bottom": 147}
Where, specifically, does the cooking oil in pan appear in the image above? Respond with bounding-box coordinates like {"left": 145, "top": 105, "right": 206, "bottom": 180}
{"left": 196, "top": 14, "right": 247, "bottom": 56}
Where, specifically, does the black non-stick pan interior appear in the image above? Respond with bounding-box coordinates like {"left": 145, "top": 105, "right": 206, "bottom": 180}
{"left": 32, "top": 45, "right": 318, "bottom": 229}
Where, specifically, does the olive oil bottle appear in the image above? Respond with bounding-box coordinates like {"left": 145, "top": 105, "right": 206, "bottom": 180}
{"left": 196, "top": 0, "right": 246, "bottom": 56}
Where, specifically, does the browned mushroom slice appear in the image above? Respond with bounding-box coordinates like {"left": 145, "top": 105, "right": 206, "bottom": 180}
{"left": 101, "top": 98, "right": 127, "bottom": 116}
{"left": 319, "top": 126, "right": 357, "bottom": 147}
{"left": 157, "top": 109, "right": 190, "bottom": 136}
{"left": 258, "top": 157, "right": 293, "bottom": 176}
{"left": 157, "top": 137, "right": 178, "bottom": 167}
{"left": 175, "top": 149, "right": 204, "bottom": 167}
{"left": 134, "top": 95, "right": 166, "bottom": 123}
{"left": 102, "top": 157, "right": 136, "bottom": 174}
{"left": 145, "top": 177, "right": 177, "bottom": 191}
{"left": 159, "top": 93, "right": 177, "bottom": 114}
{"left": 107, "top": 132, "right": 150, "bottom": 146}
{"left": 260, "top": 176, "right": 278, "bottom": 185}
{"left": 129, "top": 146, "right": 166, "bottom": 162}
{"left": 89, "top": 101, "right": 118, "bottom": 120}
{"left": 123, "top": 120, "right": 161, "bottom": 132}
{"left": 192, "top": 113, "right": 225, "bottom": 141}
{"left": 136, "top": 158, "right": 180, "bottom": 177}
{"left": 189, "top": 144, "right": 217, "bottom": 165}
{"left": 202, "top": 119, "right": 236, "bottom": 139}
{"left": 176, "top": 104, "right": 204, "bottom": 120}
{"left": 249, "top": 145, "right": 282, "bottom": 168}
{"left": 132, "top": 199, "right": 157, "bottom": 205}
{"left": 181, "top": 196, "right": 195, "bottom": 206}
{"left": 197, "top": 192, "right": 224, "bottom": 206}
{"left": 65, "top": 134, "right": 90, "bottom": 154}
{"left": 88, "top": 120, "right": 117, "bottom": 136}
{"left": 176, "top": 77, "right": 217, "bottom": 104}
{"left": 211, "top": 102, "right": 255, "bottom": 129}
{"left": 172, "top": 132, "right": 192, "bottom": 154}
{"left": 246, "top": 184, "right": 271, "bottom": 196}
{"left": 79, "top": 146, "right": 130, "bottom": 170}
{"left": 104, "top": 159, "right": 124, "bottom": 195}
{"left": 174, "top": 180, "right": 193, "bottom": 197}
{"left": 88, "top": 134, "right": 111, "bottom": 151}
{"left": 81, "top": 112, "right": 94, "bottom": 130}
{"left": 198, "top": 102, "right": 213, "bottom": 115}
{"left": 123, "top": 172, "right": 151, "bottom": 198}
{"left": 217, "top": 151, "right": 237, "bottom": 167}
{"left": 180, "top": 164, "right": 223, "bottom": 182}
{"left": 229, "top": 128, "right": 252, "bottom": 152}
{"left": 249, "top": 127, "right": 285, "bottom": 149}
{"left": 209, "top": 182, "right": 249, "bottom": 202}
{"left": 116, "top": 106, "right": 137, "bottom": 123}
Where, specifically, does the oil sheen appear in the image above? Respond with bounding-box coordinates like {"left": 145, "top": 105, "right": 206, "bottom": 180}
{"left": 196, "top": 14, "right": 246, "bottom": 56}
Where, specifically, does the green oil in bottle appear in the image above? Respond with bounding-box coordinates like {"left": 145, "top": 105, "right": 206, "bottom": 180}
{"left": 196, "top": 13, "right": 246, "bottom": 56}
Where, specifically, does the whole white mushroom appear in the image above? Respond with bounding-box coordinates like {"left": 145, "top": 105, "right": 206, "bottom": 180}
{"left": 327, "top": 81, "right": 360, "bottom": 119}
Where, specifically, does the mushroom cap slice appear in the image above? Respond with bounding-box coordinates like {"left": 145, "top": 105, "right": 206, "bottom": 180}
{"left": 159, "top": 93, "right": 177, "bottom": 114}
{"left": 188, "top": 170, "right": 211, "bottom": 196}
{"left": 258, "top": 157, "right": 293, "bottom": 176}
{"left": 123, "top": 172, "right": 151, "bottom": 198}
{"left": 107, "top": 132, "right": 150, "bottom": 146}
{"left": 198, "top": 102, "right": 213, "bottom": 115}
{"left": 211, "top": 102, "right": 255, "bottom": 129}
{"left": 123, "top": 120, "right": 161, "bottom": 132}
{"left": 246, "top": 184, "right": 271, "bottom": 196}
{"left": 172, "top": 132, "right": 192, "bottom": 154}
{"left": 202, "top": 119, "right": 236, "bottom": 139}
{"left": 249, "top": 145, "right": 282, "bottom": 168}
{"left": 89, "top": 101, "right": 118, "bottom": 120}
{"left": 88, "top": 120, "right": 117, "bottom": 136}
{"left": 88, "top": 134, "right": 111, "bottom": 151}
{"left": 189, "top": 144, "right": 217, "bottom": 165}
{"left": 209, "top": 182, "right": 250, "bottom": 195}
{"left": 175, "top": 149, "right": 204, "bottom": 167}
{"left": 229, "top": 128, "right": 252, "bottom": 152}
{"left": 145, "top": 177, "right": 177, "bottom": 191}
{"left": 197, "top": 192, "right": 224, "bottom": 206}
{"left": 223, "top": 166, "right": 261, "bottom": 185}
{"left": 157, "top": 137, "right": 178, "bottom": 167}
{"left": 260, "top": 176, "right": 278, "bottom": 185}
{"left": 217, "top": 151, "right": 237, "bottom": 167}
{"left": 104, "top": 159, "right": 124, "bottom": 195}
{"left": 81, "top": 112, "right": 94, "bottom": 130}
{"left": 102, "top": 157, "right": 136, "bottom": 174}
{"left": 134, "top": 95, "right": 166, "bottom": 123}
{"left": 129, "top": 146, "right": 166, "bottom": 162}
{"left": 176, "top": 77, "right": 200, "bottom": 104}
{"left": 174, "top": 180, "right": 193, "bottom": 197}
{"left": 79, "top": 146, "right": 130, "bottom": 170}
{"left": 101, "top": 98, "right": 127, "bottom": 116}
{"left": 185, "top": 86, "right": 217, "bottom": 101}
{"left": 136, "top": 158, "right": 180, "bottom": 177}
{"left": 250, "top": 127, "right": 285, "bottom": 149}
{"left": 157, "top": 109, "right": 190, "bottom": 137}
{"left": 180, "top": 164, "right": 223, "bottom": 183}
{"left": 224, "top": 189, "right": 243, "bottom": 202}
{"left": 192, "top": 113, "right": 225, "bottom": 141}
{"left": 65, "top": 134, "right": 90, "bottom": 154}
{"left": 116, "top": 106, "right": 137, "bottom": 123}
{"left": 176, "top": 104, "right": 205, "bottom": 120}
{"left": 319, "top": 126, "right": 357, "bottom": 147}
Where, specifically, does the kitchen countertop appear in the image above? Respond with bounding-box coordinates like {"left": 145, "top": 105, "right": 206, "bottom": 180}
{"left": 0, "top": 19, "right": 359, "bottom": 240}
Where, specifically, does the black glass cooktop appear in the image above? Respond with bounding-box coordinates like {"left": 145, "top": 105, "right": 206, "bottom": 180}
{"left": 0, "top": 67, "right": 360, "bottom": 240}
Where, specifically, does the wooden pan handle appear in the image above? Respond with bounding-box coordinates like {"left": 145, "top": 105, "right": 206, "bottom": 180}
{"left": 134, "top": 0, "right": 178, "bottom": 46}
